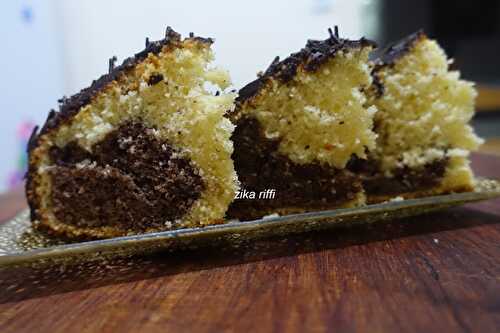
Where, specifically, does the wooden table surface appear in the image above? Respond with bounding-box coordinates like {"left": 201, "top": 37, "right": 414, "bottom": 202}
{"left": 1, "top": 153, "right": 500, "bottom": 333}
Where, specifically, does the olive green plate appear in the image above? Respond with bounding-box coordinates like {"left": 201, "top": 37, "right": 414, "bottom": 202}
{"left": 1, "top": 178, "right": 499, "bottom": 267}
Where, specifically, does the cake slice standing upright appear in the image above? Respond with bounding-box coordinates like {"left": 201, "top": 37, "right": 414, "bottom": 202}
{"left": 26, "top": 28, "right": 239, "bottom": 238}
{"left": 228, "top": 28, "right": 378, "bottom": 219}
{"left": 352, "top": 31, "right": 483, "bottom": 202}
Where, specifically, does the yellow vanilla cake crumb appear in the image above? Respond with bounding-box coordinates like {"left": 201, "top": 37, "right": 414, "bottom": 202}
{"left": 235, "top": 45, "right": 378, "bottom": 169}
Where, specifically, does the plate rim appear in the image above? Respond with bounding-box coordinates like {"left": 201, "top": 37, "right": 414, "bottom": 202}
{"left": 1, "top": 178, "right": 499, "bottom": 266}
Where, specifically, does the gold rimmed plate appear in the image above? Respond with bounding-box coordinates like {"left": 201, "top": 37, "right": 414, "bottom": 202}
{"left": 1, "top": 178, "right": 499, "bottom": 268}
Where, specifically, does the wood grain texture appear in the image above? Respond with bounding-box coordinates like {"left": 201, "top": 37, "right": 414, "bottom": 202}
{"left": 0, "top": 153, "right": 499, "bottom": 333}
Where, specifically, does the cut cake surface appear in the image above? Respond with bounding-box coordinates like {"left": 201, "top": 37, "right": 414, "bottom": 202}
{"left": 27, "top": 28, "right": 239, "bottom": 238}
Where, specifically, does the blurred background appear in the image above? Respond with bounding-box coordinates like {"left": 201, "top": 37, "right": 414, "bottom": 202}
{"left": 0, "top": 0, "right": 499, "bottom": 193}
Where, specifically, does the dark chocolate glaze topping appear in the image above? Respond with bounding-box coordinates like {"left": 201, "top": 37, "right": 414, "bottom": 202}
{"left": 374, "top": 30, "right": 426, "bottom": 68}
{"left": 371, "top": 30, "right": 426, "bottom": 97}
{"left": 236, "top": 27, "right": 376, "bottom": 105}
{"left": 30, "top": 27, "right": 212, "bottom": 146}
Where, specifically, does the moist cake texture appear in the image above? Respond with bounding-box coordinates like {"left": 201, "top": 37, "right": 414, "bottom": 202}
{"left": 228, "top": 28, "right": 378, "bottom": 219}
{"left": 360, "top": 31, "right": 483, "bottom": 202}
{"left": 27, "top": 27, "right": 239, "bottom": 238}
{"left": 26, "top": 27, "right": 482, "bottom": 235}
